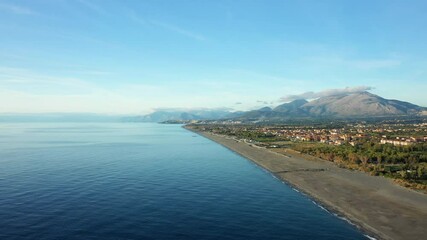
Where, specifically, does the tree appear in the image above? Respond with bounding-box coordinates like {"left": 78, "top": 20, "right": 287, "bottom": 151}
{"left": 348, "top": 152, "right": 359, "bottom": 164}
{"left": 360, "top": 155, "right": 369, "bottom": 166}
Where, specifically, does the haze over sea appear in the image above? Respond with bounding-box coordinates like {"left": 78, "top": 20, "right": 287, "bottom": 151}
{"left": 0, "top": 123, "right": 366, "bottom": 239}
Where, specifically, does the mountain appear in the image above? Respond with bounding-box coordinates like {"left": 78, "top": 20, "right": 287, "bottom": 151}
{"left": 234, "top": 92, "right": 426, "bottom": 121}
{"left": 128, "top": 92, "right": 425, "bottom": 123}
{"left": 128, "top": 109, "right": 234, "bottom": 122}
{"left": 301, "top": 92, "right": 424, "bottom": 117}
{"left": 274, "top": 99, "right": 309, "bottom": 116}
{"left": 236, "top": 100, "right": 310, "bottom": 120}
{"left": 237, "top": 107, "right": 276, "bottom": 119}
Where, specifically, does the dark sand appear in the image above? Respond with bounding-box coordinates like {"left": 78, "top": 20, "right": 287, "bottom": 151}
{"left": 186, "top": 126, "right": 427, "bottom": 240}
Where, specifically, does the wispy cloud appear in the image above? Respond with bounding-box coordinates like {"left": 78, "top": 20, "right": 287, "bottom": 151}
{"left": 129, "top": 11, "right": 147, "bottom": 25}
{"left": 0, "top": 3, "right": 37, "bottom": 15}
{"left": 0, "top": 67, "right": 136, "bottom": 113}
{"left": 67, "top": 70, "right": 111, "bottom": 76}
{"left": 128, "top": 11, "right": 207, "bottom": 41}
{"left": 304, "top": 56, "right": 401, "bottom": 70}
{"left": 347, "top": 59, "right": 401, "bottom": 69}
{"left": 274, "top": 40, "right": 402, "bottom": 70}
{"left": 150, "top": 20, "right": 207, "bottom": 41}
{"left": 280, "top": 86, "right": 374, "bottom": 102}
{"left": 55, "top": 30, "right": 119, "bottom": 48}
{"left": 77, "top": 0, "right": 108, "bottom": 16}
{"left": 0, "top": 67, "right": 97, "bottom": 93}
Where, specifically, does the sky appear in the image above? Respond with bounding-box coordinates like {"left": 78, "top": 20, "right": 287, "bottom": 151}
{"left": 1, "top": 0, "right": 426, "bottom": 114}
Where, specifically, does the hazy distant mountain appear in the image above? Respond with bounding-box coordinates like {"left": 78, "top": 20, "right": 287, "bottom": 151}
{"left": 234, "top": 92, "right": 426, "bottom": 121}
{"left": 128, "top": 109, "right": 234, "bottom": 122}
{"left": 127, "top": 111, "right": 197, "bottom": 122}
{"left": 237, "top": 107, "right": 277, "bottom": 119}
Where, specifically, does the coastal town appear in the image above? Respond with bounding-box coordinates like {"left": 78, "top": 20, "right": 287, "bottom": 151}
{"left": 189, "top": 119, "right": 427, "bottom": 192}
{"left": 191, "top": 121, "right": 427, "bottom": 147}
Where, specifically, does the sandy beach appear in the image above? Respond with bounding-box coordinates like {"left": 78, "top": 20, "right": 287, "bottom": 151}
{"left": 186, "top": 126, "right": 427, "bottom": 240}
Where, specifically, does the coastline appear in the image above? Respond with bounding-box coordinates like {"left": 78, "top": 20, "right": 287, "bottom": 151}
{"left": 185, "top": 126, "right": 427, "bottom": 240}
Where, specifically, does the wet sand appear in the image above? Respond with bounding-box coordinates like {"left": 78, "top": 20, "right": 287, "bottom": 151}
{"left": 186, "top": 126, "right": 427, "bottom": 240}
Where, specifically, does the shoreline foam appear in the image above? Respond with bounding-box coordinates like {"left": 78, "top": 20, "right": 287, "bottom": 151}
{"left": 185, "top": 126, "right": 427, "bottom": 240}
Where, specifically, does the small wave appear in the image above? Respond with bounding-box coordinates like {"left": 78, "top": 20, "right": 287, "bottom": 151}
{"left": 364, "top": 234, "right": 377, "bottom": 240}
{"left": 297, "top": 191, "right": 307, "bottom": 196}
{"left": 311, "top": 200, "right": 330, "bottom": 213}
{"left": 332, "top": 213, "right": 357, "bottom": 227}
{"left": 270, "top": 173, "right": 278, "bottom": 179}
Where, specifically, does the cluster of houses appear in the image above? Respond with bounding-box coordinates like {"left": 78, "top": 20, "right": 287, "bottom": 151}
{"left": 250, "top": 126, "right": 427, "bottom": 146}
{"left": 257, "top": 128, "right": 369, "bottom": 146}
{"left": 197, "top": 122, "right": 427, "bottom": 147}
{"left": 380, "top": 136, "right": 427, "bottom": 146}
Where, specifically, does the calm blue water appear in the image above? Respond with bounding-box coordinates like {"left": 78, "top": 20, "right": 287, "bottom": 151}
{"left": 0, "top": 123, "right": 366, "bottom": 239}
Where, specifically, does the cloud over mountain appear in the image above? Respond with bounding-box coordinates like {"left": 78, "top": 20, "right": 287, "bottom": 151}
{"left": 280, "top": 86, "right": 374, "bottom": 102}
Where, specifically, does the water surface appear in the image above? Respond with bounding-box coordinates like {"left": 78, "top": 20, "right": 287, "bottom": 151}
{"left": 0, "top": 123, "right": 366, "bottom": 239}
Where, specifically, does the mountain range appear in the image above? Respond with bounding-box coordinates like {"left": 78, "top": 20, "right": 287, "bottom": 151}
{"left": 125, "top": 109, "right": 239, "bottom": 122}
{"left": 133, "top": 92, "right": 427, "bottom": 122}
{"left": 237, "top": 92, "right": 426, "bottom": 120}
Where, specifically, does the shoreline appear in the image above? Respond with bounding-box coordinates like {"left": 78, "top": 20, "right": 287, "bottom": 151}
{"left": 185, "top": 126, "right": 427, "bottom": 240}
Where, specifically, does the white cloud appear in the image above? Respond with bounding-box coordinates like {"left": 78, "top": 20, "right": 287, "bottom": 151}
{"left": 280, "top": 86, "right": 374, "bottom": 102}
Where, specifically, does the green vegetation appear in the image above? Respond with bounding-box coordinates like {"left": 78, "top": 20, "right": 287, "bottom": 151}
{"left": 291, "top": 142, "right": 427, "bottom": 191}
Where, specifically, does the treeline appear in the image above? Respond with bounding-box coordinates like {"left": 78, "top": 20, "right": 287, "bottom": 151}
{"left": 292, "top": 142, "right": 427, "bottom": 182}
{"left": 233, "top": 130, "right": 282, "bottom": 142}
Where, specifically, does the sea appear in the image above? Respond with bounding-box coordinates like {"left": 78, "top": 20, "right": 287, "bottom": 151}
{"left": 0, "top": 123, "right": 367, "bottom": 239}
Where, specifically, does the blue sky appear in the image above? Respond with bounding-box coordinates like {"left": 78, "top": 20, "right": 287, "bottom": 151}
{"left": 1, "top": 0, "right": 426, "bottom": 114}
